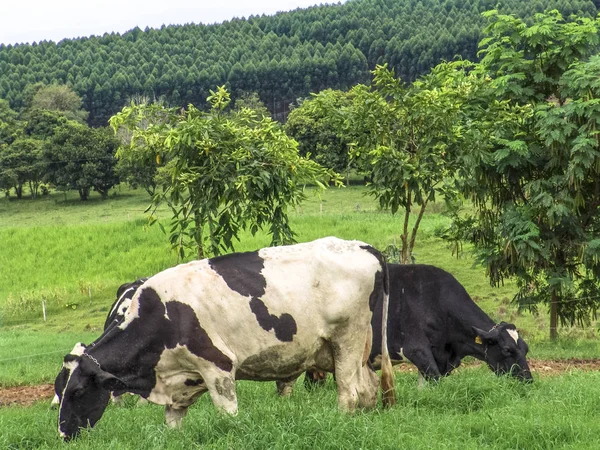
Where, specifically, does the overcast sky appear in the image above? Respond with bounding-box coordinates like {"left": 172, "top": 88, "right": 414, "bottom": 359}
{"left": 0, "top": 0, "right": 335, "bottom": 46}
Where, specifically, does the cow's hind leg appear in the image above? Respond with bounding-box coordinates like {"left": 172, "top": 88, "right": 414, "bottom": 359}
{"left": 332, "top": 331, "right": 378, "bottom": 412}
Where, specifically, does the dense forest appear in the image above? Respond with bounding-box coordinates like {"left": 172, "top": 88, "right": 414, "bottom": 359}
{"left": 0, "top": 0, "right": 597, "bottom": 126}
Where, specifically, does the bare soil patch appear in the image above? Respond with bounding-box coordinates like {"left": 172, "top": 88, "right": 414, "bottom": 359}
{"left": 2, "top": 359, "right": 600, "bottom": 407}
{"left": 0, "top": 383, "right": 54, "bottom": 407}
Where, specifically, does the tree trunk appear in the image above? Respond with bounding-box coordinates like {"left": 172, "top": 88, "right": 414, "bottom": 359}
{"left": 550, "top": 289, "right": 558, "bottom": 340}
{"left": 78, "top": 188, "right": 89, "bottom": 201}
{"left": 400, "top": 190, "right": 411, "bottom": 264}
{"left": 408, "top": 200, "right": 428, "bottom": 261}
{"left": 194, "top": 212, "right": 204, "bottom": 260}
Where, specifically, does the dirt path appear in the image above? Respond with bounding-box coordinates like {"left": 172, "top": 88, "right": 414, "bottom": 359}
{"left": 3, "top": 359, "right": 600, "bottom": 407}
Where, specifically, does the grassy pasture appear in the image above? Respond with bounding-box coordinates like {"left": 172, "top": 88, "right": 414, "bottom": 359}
{"left": 1, "top": 185, "right": 600, "bottom": 448}
{"left": 2, "top": 370, "right": 600, "bottom": 449}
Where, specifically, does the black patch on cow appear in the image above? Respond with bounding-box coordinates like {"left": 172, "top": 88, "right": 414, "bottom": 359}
{"left": 367, "top": 270, "right": 385, "bottom": 313}
{"left": 165, "top": 300, "right": 233, "bottom": 372}
{"left": 184, "top": 378, "right": 203, "bottom": 387}
{"left": 85, "top": 287, "right": 233, "bottom": 398}
{"left": 360, "top": 244, "right": 388, "bottom": 311}
{"left": 209, "top": 251, "right": 266, "bottom": 298}
{"left": 209, "top": 251, "right": 297, "bottom": 342}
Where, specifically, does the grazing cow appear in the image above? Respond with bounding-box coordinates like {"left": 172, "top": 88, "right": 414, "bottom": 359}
{"left": 55, "top": 237, "right": 396, "bottom": 440}
{"left": 279, "top": 263, "right": 532, "bottom": 394}
{"left": 52, "top": 279, "right": 148, "bottom": 408}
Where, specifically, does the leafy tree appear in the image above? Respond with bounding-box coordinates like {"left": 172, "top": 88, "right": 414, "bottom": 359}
{"left": 345, "top": 63, "right": 497, "bottom": 264}
{"left": 284, "top": 89, "right": 354, "bottom": 183}
{"left": 44, "top": 121, "right": 119, "bottom": 200}
{"left": 111, "top": 86, "right": 340, "bottom": 260}
{"left": 3, "top": 0, "right": 594, "bottom": 126}
{"left": 451, "top": 10, "right": 600, "bottom": 338}
{"left": 0, "top": 138, "right": 44, "bottom": 198}
{"left": 29, "top": 84, "right": 89, "bottom": 123}
{"left": 0, "top": 99, "right": 21, "bottom": 146}
{"left": 232, "top": 92, "right": 271, "bottom": 120}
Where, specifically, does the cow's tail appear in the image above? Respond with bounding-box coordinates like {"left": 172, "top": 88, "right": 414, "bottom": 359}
{"left": 380, "top": 259, "right": 396, "bottom": 407}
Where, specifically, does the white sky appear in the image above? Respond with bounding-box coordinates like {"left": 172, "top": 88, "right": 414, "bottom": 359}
{"left": 0, "top": 0, "right": 333, "bottom": 46}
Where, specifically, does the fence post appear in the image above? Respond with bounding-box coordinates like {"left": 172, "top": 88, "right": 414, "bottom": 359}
{"left": 42, "top": 298, "right": 46, "bottom": 322}
{"left": 88, "top": 285, "right": 92, "bottom": 305}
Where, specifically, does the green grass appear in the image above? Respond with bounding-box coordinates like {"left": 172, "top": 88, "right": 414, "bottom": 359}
{"left": 1, "top": 185, "right": 600, "bottom": 448}
{"left": 2, "top": 370, "right": 600, "bottom": 449}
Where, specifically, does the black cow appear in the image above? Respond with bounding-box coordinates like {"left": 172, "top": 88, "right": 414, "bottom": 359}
{"left": 278, "top": 263, "right": 532, "bottom": 394}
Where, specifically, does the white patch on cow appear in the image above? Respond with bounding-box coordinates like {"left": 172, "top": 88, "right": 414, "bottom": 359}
{"left": 69, "top": 343, "right": 86, "bottom": 357}
{"left": 58, "top": 358, "right": 81, "bottom": 435}
{"left": 109, "top": 287, "right": 135, "bottom": 318}
{"left": 507, "top": 329, "right": 519, "bottom": 344}
{"left": 147, "top": 345, "right": 211, "bottom": 410}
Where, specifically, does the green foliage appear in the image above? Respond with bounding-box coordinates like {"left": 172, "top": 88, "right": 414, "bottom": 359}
{"left": 111, "top": 86, "right": 341, "bottom": 259}
{"left": 232, "top": 92, "right": 271, "bottom": 120}
{"left": 285, "top": 89, "right": 354, "bottom": 179}
{"left": 343, "top": 62, "right": 501, "bottom": 263}
{"left": 0, "top": 0, "right": 595, "bottom": 126}
{"left": 28, "top": 84, "right": 88, "bottom": 123}
{"left": 44, "top": 121, "right": 120, "bottom": 200}
{"left": 0, "top": 99, "right": 21, "bottom": 146}
{"left": 0, "top": 137, "right": 44, "bottom": 198}
{"left": 446, "top": 10, "right": 600, "bottom": 334}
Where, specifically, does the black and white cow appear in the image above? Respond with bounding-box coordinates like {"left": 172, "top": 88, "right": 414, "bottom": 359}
{"left": 279, "top": 263, "right": 532, "bottom": 394}
{"left": 55, "top": 237, "right": 396, "bottom": 440}
{"left": 52, "top": 278, "right": 148, "bottom": 408}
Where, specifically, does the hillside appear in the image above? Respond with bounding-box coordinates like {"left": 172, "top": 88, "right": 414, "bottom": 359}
{"left": 0, "top": 0, "right": 597, "bottom": 126}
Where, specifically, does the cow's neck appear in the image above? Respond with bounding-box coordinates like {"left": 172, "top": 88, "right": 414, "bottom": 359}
{"left": 449, "top": 300, "right": 496, "bottom": 362}
{"left": 85, "top": 324, "right": 160, "bottom": 397}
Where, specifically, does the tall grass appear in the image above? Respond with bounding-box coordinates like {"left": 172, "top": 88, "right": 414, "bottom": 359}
{"left": 2, "top": 370, "right": 600, "bottom": 449}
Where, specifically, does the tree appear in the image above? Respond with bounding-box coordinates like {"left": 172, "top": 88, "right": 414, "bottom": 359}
{"left": 29, "top": 84, "right": 89, "bottom": 123}
{"left": 44, "top": 121, "right": 119, "bottom": 200}
{"left": 0, "top": 99, "right": 21, "bottom": 146}
{"left": 284, "top": 89, "right": 354, "bottom": 182}
{"left": 111, "top": 86, "right": 340, "bottom": 260}
{"left": 0, "top": 138, "right": 44, "bottom": 198}
{"left": 232, "top": 91, "right": 271, "bottom": 120}
{"left": 345, "top": 63, "right": 494, "bottom": 264}
{"left": 451, "top": 10, "right": 600, "bottom": 339}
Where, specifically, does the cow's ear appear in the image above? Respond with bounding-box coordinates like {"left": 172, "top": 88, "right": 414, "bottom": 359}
{"left": 472, "top": 326, "right": 496, "bottom": 344}
{"left": 95, "top": 370, "right": 128, "bottom": 392}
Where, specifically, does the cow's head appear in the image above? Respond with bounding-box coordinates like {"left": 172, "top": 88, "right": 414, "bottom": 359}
{"left": 472, "top": 322, "right": 533, "bottom": 382}
{"left": 56, "top": 351, "right": 126, "bottom": 440}
{"left": 53, "top": 343, "right": 87, "bottom": 409}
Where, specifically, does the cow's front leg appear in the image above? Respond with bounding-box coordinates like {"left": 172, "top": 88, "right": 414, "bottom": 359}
{"left": 206, "top": 374, "right": 238, "bottom": 416}
{"left": 404, "top": 346, "right": 442, "bottom": 384}
{"left": 165, "top": 405, "right": 188, "bottom": 428}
